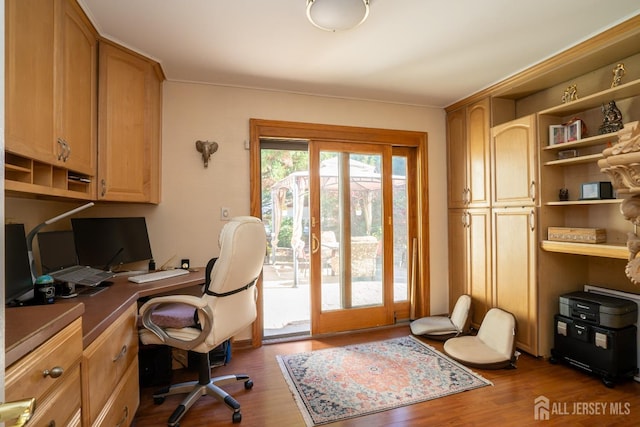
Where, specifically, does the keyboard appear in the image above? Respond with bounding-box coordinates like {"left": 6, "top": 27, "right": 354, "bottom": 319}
{"left": 128, "top": 269, "right": 190, "bottom": 284}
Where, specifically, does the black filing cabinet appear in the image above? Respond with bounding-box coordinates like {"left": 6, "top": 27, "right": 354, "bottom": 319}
{"left": 551, "top": 291, "right": 638, "bottom": 387}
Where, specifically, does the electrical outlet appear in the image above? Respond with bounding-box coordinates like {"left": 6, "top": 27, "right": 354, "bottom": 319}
{"left": 221, "top": 207, "right": 231, "bottom": 221}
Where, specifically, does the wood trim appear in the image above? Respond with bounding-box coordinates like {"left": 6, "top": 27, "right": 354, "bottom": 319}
{"left": 446, "top": 14, "right": 640, "bottom": 112}
{"left": 249, "top": 119, "right": 430, "bottom": 345}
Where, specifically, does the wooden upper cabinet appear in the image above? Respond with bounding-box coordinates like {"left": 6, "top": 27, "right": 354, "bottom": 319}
{"left": 56, "top": 0, "right": 98, "bottom": 175}
{"left": 447, "top": 98, "right": 491, "bottom": 208}
{"left": 97, "top": 41, "right": 162, "bottom": 203}
{"left": 447, "top": 108, "right": 467, "bottom": 208}
{"left": 5, "top": 0, "right": 97, "bottom": 176}
{"left": 466, "top": 98, "right": 491, "bottom": 207}
{"left": 491, "top": 115, "right": 537, "bottom": 207}
{"left": 6, "top": 0, "right": 56, "bottom": 162}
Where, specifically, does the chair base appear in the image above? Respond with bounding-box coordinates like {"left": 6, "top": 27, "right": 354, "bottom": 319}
{"left": 153, "top": 351, "right": 253, "bottom": 426}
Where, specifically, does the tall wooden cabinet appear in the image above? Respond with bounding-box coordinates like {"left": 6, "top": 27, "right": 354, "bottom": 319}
{"left": 490, "top": 115, "right": 539, "bottom": 354}
{"left": 97, "top": 41, "right": 163, "bottom": 204}
{"left": 5, "top": 0, "right": 97, "bottom": 199}
{"left": 446, "top": 98, "right": 492, "bottom": 316}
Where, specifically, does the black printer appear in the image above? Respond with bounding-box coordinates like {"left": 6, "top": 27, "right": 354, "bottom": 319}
{"left": 559, "top": 291, "right": 637, "bottom": 328}
{"left": 551, "top": 291, "right": 638, "bottom": 387}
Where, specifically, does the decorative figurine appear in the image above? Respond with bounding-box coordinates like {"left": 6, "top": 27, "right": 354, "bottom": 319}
{"left": 598, "top": 101, "right": 624, "bottom": 134}
{"left": 195, "top": 140, "right": 219, "bottom": 168}
{"left": 611, "top": 63, "right": 626, "bottom": 88}
{"left": 561, "top": 84, "right": 579, "bottom": 103}
{"left": 559, "top": 188, "right": 569, "bottom": 201}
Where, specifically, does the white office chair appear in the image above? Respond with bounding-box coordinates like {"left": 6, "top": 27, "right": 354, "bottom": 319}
{"left": 410, "top": 294, "right": 472, "bottom": 340}
{"left": 138, "top": 216, "right": 266, "bottom": 425}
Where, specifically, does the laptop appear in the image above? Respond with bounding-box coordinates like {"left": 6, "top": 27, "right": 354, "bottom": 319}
{"left": 38, "top": 230, "right": 115, "bottom": 287}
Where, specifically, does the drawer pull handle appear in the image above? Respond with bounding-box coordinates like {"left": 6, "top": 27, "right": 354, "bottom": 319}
{"left": 48, "top": 421, "right": 56, "bottom": 427}
{"left": 113, "top": 345, "right": 127, "bottom": 362}
{"left": 43, "top": 366, "right": 64, "bottom": 378}
{"left": 116, "top": 406, "right": 129, "bottom": 427}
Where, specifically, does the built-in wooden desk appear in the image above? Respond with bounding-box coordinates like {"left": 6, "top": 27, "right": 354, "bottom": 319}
{"left": 4, "top": 269, "right": 206, "bottom": 427}
{"left": 79, "top": 269, "right": 205, "bottom": 348}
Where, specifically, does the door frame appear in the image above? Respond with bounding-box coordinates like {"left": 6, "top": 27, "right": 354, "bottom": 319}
{"left": 249, "top": 119, "right": 430, "bottom": 347}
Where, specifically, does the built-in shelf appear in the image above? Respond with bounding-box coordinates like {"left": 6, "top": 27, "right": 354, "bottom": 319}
{"left": 542, "top": 131, "right": 619, "bottom": 152}
{"left": 544, "top": 153, "right": 604, "bottom": 166}
{"left": 545, "top": 199, "right": 622, "bottom": 206}
{"left": 4, "top": 152, "right": 94, "bottom": 200}
{"left": 541, "top": 240, "right": 628, "bottom": 259}
{"left": 539, "top": 78, "right": 640, "bottom": 116}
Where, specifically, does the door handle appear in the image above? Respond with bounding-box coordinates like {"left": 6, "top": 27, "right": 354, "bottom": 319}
{"left": 0, "top": 398, "right": 36, "bottom": 426}
{"left": 311, "top": 234, "right": 319, "bottom": 254}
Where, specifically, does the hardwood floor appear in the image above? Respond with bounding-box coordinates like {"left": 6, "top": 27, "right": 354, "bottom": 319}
{"left": 132, "top": 326, "right": 640, "bottom": 426}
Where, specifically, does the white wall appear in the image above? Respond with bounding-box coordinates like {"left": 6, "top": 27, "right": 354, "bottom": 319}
{"left": 5, "top": 81, "right": 450, "bottom": 332}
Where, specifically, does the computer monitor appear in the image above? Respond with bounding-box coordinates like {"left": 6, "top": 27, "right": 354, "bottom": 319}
{"left": 37, "top": 230, "right": 79, "bottom": 274}
{"left": 71, "top": 217, "right": 153, "bottom": 270}
{"left": 5, "top": 224, "right": 34, "bottom": 305}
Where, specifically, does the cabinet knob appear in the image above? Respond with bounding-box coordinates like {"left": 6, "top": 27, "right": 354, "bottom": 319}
{"left": 43, "top": 366, "right": 64, "bottom": 378}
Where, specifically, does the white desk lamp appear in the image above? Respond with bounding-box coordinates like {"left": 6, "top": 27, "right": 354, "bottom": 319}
{"left": 26, "top": 202, "right": 94, "bottom": 282}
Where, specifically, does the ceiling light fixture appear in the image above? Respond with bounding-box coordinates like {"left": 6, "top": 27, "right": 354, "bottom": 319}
{"left": 306, "top": 0, "right": 370, "bottom": 32}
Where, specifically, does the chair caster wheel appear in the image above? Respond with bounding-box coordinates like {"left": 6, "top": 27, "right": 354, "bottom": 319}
{"left": 244, "top": 379, "right": 254, "bottom": 390}
{"left": 232, "top": 412, "right": 242, "bottom": 423}
{"left": 154, "top": 396, "right": 165, "bottom": 405}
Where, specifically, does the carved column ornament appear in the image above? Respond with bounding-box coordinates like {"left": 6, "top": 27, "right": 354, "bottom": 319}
{"left": 598, "top": 121, "right": 640, "bottom": 284}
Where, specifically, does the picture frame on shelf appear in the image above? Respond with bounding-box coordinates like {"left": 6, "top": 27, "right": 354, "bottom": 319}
{"left": 565, "top": 119, "right": 582, "bottom": 142}
{"left": 549, "top": 125, "right": 566, "bottom": 145}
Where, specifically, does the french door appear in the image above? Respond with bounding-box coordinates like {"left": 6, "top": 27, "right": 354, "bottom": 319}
{"left": 309, "top": 141, "right": 394, "bottom": 335}
{"left": 250, "top": 119, "right": 429, "bottom": 346}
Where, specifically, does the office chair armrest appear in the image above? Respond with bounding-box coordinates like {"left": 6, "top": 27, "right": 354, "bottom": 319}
{"left": 139, "top": 295, "right": 213, "bottom": 350}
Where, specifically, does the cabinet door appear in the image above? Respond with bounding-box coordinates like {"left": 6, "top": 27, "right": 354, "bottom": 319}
{"left": 448, "top": 208, "right": 491, "bottom": 327}
{"left": 98, "top": 42, "right": 162, "bottom": 203}
{"left": 56, "top": 0, "right": 97, "bottom": 175}
{"left": 5, "top": 0, "right": 55, "bottom": 161}
{"left": 466, "top": 209, "right": 492, "bottom": 328}
{"left": 466, "top": 98, "right": 491, "bottom": 207}
{"left": 492, "top": 207, "right": 538, "bottom": 355}
{"left": 447, "top": 108, "right": 467, "bottom": 208}
{"left": 448, "top": 209, "right": 468, "bottom": 311}
{"left": 491, "top": 115, "right": 537, "bottom": 207}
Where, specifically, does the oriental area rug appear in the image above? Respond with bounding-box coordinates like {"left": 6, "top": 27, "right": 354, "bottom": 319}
{"left": 276, "top": 335, "right": 492, "bottom": 426}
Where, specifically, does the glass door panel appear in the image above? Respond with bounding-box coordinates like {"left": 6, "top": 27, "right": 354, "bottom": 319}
{"left": 310, "top": 143, "right": 391, "bottom": 334}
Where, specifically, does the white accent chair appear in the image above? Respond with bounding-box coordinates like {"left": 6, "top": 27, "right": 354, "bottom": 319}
{"left": 138, "top": 216, "right": 266, "bottom": 425}
{"left": 443, "top": 307, "right": 518, "bottom": 369}
{"left": 410, "top": 294, "right": 472, "bottom": 340}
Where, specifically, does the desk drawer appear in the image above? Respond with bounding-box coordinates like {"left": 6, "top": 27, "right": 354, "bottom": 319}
{"left": 5, "top": 317, "right": 82, "bottom": 403}
{"left": 93, "top": 358, "right": 140, "bottom": 427}
{"left": 27, "top": 364, "right": 82, "bottom": 427}
{"left": 82, "top": 303, "right": 139, "bottom": 424}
